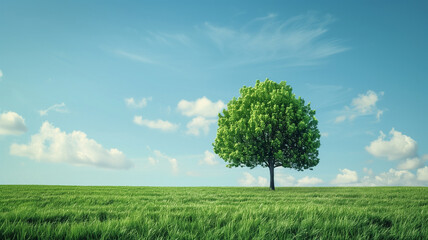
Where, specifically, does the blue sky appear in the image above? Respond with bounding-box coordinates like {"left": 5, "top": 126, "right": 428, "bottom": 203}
{"left": 1, "top": 1, "right": 428, "bottom": 186}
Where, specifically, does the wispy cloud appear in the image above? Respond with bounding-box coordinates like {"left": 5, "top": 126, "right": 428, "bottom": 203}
{"left": 148, "top": 149, "right": 179, "bottom": 175}
{"left": 186, "top": 171, "right": 201, "bottom": 177}
{"left": 204, "top": 12, "right": 348, "bottom": 67}
{"left": 39, "top": 102, "right": 67, "bottom": 116}
{"left": 305, "top": 83, "right": 352, "bottom": 109}
{"left": 0, "top": 69, "right": 3, "bottom": 80}
{"left": 144, "top": 32, "right": 191, "bottom": 46}
{"left": 199, "top": 150, "right": 219, "bottom": 165}
{"left": 115, "top": 50, "right": 157, "bottom": 64}
{"left": 111, "top": 12, "right": 346, "bottom": 70}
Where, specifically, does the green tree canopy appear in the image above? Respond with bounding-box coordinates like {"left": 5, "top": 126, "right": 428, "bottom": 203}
{"left": 213, "top": 79, "right": 321, "bottom": 190}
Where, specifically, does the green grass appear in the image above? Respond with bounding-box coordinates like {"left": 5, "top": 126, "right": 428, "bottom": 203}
{"left": 0, "top": 186, "right": 427, "bottom": 239}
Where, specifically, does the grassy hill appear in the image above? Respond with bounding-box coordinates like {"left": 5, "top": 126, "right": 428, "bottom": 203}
{"left": 1, "top": 186, "right": 427, "bottom": 239}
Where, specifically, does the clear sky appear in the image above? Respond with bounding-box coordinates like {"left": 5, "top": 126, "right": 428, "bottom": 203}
{"left": 1, "top": 1, "right": 428, "bottom": 186}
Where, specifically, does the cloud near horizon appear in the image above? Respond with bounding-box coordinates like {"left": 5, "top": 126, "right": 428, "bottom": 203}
{"left": 10, "top": 122, "right": 133, "bottom": 169}
{"left": 331, "top": 168, "right": 358, "bottom": 185}
{"left": 239, "top": 172, "right": 268, "bottom": 187}
{"left": 296, "top": 176, "right": 324, "bottom": 186}
{"left": 329, "top": 167, "right": 428, "bottom": 186}
{"left": 238, "top": 172, "right": 321, "bottom": 187}
{"left": 417, "top": 166, "right": 428, "bottom": 181}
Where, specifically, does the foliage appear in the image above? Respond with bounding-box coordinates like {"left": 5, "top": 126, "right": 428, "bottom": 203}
{"left": 214, "top": 79, "right": 320, "bottom": 170}
{"left": 1, "top": 186, "right": 427, "bottom": 239}
{"left": 213, "top": 79, "right": 320, "bottom": 189}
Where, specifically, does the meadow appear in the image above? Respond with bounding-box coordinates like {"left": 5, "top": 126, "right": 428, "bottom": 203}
{"left": 0, "top": 186, "right": 427, "bottom": 239}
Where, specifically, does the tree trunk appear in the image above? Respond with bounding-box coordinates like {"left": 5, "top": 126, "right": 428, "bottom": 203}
{"left": 269, "top": 165, "right": 275, "bottom": 190}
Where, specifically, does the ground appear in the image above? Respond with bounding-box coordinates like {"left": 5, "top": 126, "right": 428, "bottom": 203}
{"left": 0, "top": 186, "right": 427, "bottom": 239}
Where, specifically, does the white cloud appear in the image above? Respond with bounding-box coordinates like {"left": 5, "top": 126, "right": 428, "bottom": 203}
{"left": 0, "top": 112, "right": 27, "bottom": 136}
{"left": 321, "top": 132, "right": 329, "bottom": 137}
{"left": 0, "top": 69, "right": 3, "bottom": 79}
{"left": 296, "top": 176, "right": 323, "bottom": 186}
{"left": 186, "top": 117, "right": 216, "bottom": 136}
{"left": 334, "top": 115, "right": 346, "bottom": 123}
{"left": 363, "top": 167, "right": 373, "bottom": 175}
{"left": 336, "top": 90, "right": 384, "bottom": 123}
{"left": 177, "top": 97, "right": 225, "bottom": 118}
{"left": 145, "top": 32, "right": 191, "bottom": 46}
{"left": 275, "top": 172, "right": 295, "bottom": 186}
{"left": 149, "top": 149, "right": 179, "bottom": 175}
{"left": 360, "top": 168, "right": 417, "bottom": 186}
{"left": 186, "top": 171, "right": 200, "bottom": 177}
{"left": 352, "top": 90, "right": 379, "bottom": 114}
{"left": 10, "top": 122, "right": 132, "bottom": 169}
{"left": 204, "top": 12, "right": 347, "bottom": 66}
{"left": 125, "top": 97, "right": 151, "bottom": 108}
{"left": 331, "top": 168, "right": 358, "bottom": 185}
{"left": 257, "top": 176, "right": 269, "bottom": 186}
{"left": 199, "top": 150, "right": 218, "bottom": 165}
{"left": 169, "top": 158, "right": 179, "bottom": 174}
{"left": 39, "top": 103, "right": 67, "bottom": 116}
{"left": 397, "top": 157, "right": 424, "bottom": 170}
{"left": 238, "top": 172, "right": 268, "bottom": 186}
{"left": 115, "top": 50, "right": 156, "bottom": 64}
{"left": 365, "top": 128, "right": 417, "bottom": 160}
{"left": 417, "top": 166, "right": 428, "bottom": 181}
{"left": 376, "top": 110, "right": 384, "bottom": 121}
{"left": 178, "top": 97, "right": 224, "bottom": 136}
{"left": 148, "top": 156, "right": 159, "bottom": 166}
{"left": 133, "top": 116, "right": 178, "bottom": 132}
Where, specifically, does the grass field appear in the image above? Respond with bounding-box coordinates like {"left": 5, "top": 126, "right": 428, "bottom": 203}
{"left": 0, "top": 186, "right": 427, "bottom": 239}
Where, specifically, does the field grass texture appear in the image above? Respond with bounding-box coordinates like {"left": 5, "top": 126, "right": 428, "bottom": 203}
{"left": 0, "top": 186, "right": 427, "bottom": 239}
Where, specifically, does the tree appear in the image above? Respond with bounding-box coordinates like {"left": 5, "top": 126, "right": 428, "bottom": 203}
{"left": 213, "top": 79, "right": 320, "bottom": 190}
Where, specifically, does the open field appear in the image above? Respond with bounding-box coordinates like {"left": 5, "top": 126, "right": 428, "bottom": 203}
{"left": 0, "top": 186, "right": 427, "bottom": 239}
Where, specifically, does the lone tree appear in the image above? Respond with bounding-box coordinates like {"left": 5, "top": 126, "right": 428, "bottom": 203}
{"left": 213, "top": 79, "right": 320, "bottom": 190}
